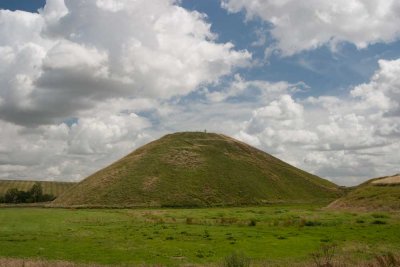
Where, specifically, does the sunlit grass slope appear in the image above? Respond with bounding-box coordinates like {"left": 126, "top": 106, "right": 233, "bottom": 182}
{"left": 328, "top": 174, "right": 400, "bottom": 211}
{"left": 54, "top": 132, "right": 341, "bottom": 207}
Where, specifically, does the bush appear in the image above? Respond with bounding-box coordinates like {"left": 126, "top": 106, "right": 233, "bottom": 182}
{"left": 4, "top": 188, "right": 21, "bottom": 203}
{"left": 248, "top": 219, "right": 257, "bottom": 226}
{"left": 372, "top": 220, "right": 387, "bottom": 225}
{"left": 2, "top": 183, "right": 55, "bottom": 204}
{"left": 223, "top": 252, "right": 250, "bottom": 267}
{"left": 305, "top": 220, "right": 322, "bottom": 227}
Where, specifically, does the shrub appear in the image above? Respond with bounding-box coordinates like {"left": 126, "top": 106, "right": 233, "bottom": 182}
{"left": 248, "top": 219, "right": 257, "bottom": 226}
{"left": 2, "top": 183, "right": 55, "bottom": 204}
{"left": 4, "top": 188, "right": 21, "bottom": 203}
{"left": 372, "top": 220, "right": 387, "bottom": 225}
{"left": 305, "top": 220, "right": 322, "bottom": 227}
{"left": 310, "top": 244, "right": 337, "bottom": 267}
{"left": 223, "top": 252, "right": 250, "bottom": 267}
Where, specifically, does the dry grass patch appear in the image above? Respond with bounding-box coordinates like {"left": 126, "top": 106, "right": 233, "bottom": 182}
{"left": 371, "top": 175, "right": 400, "bottom": 186}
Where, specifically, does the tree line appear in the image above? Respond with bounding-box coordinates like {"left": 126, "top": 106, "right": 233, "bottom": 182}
{"left": 0, "top": 182, "right": 55, "bottom": 204}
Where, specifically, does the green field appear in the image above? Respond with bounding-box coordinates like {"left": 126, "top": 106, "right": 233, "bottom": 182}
{"left": 0, "top": 205, "right": 399, "bottom": 266}
{"left": 0, "top": 180, "right": 75, "bottom": 198}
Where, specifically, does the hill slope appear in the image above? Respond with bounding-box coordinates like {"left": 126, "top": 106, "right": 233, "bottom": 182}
{"left": 328, "top": 174, "right": 400, "bottom": 211}
{"left": 54, "top": 132, "right": 341, "bottom": 207}
{"left": 0, "top": 180, "right": 75, "bottom": 198}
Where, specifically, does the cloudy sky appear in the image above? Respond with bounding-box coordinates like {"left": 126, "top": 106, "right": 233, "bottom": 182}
{"left": 0, "top": 0, "right": 399, "bottom": 186}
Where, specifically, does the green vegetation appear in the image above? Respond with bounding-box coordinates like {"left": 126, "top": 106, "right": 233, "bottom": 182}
{"left": 0, "top": 180, "right": 75, "bottom": 200}
{"left": 54, "top": 132, "right": 341, "bottom": 207}
{"left": 0, "top": 205, "right": 399, "bottom": 266}
{"left": 328, "top": 175, "right": 400, "bottom": 211}
{"left": 0, "top": 182, "right": 56, "bottom": 204}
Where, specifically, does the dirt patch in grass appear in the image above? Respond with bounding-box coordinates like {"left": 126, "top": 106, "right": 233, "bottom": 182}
{"left": 142, "top": 176, "right": 159, "bottom": 191}
{"left": 163, "top": 149, "right": 204, "bottom": 168}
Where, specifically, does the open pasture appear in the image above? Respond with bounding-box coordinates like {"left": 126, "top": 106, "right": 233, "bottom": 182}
{"left": 0, "top": 205, "right": 399, "bottom": 266}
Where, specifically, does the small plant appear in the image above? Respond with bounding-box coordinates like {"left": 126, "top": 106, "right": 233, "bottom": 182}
{"left": 372, "top": 220, "right": 387, "bottom": 225}
{"left": 248, "top": 219, "right": 257, "bottom": 226}
{"left": 223, "top": 252, "right": 250, "bottom": 267}
{"left": 305, "top": 220, "right": 322, "bottom": 227}
{"left": 310, "top": 244, "right": 337, "bottom": 267}
{"left": 371, "top": 213, "right": 389, "bottom": 219}
{"left": 203, "top": 230, "right": 210, "bottom": 239}
{"left": 186, "top": 217, "right": 193, "bottom": 224}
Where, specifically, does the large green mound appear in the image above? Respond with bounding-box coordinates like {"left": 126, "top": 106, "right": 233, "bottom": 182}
{"left": 0, "top": 180, "right": 75, "bottom": 198}
{"left": 54, "top": 132, "right": 341, "bottom": 207}
{"left": 328, "top": 174, "right": 400, "bottom": 211}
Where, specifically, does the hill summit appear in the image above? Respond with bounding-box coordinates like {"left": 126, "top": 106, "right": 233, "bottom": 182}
{"left": 54, "top": 132, "right": 341, "bottom": 207}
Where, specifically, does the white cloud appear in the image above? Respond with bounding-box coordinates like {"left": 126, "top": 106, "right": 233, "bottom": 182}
{"left": 237, "top": 58, "right": 400, "bottom": 185}
{"left": 0, "top": 0, "right": 250, "bottom": 126}
{"left": 221, "top": 0, "right": 400, "bottom": 56}
{"left": 0, "top": 0, "right": 398, "bottom": 186}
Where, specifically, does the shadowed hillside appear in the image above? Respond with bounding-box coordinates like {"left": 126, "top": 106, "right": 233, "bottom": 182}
{"left": 54, "top": 132, "right": 341, "bottom": 207}
{"left": 328, "top": 174, "right": 400, "bottom": 211}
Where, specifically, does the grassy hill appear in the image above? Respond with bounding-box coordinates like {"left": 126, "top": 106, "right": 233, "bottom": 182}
{"left": 0, "top": 180, "right": 75, "bottom": 198}
{"left": 54, "top": 132, "right": 342, "bottom": 207}
{"left": 328, "top": 174, "right": 400, "bottom": 211}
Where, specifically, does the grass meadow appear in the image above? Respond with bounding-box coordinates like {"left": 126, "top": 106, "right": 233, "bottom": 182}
{"left": 0, "top": 204, "right": 399, "bottom": 266}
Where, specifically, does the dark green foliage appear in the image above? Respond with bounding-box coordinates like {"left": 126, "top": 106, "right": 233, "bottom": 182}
{"left": 1, "top": 183, "right": 55, "bottom": 204}
{"left": 305, "top": 220, "right": 322, "bottom": 227}
{"left": 248, "top": 219, "right": 257, "bottom": 226}
{"left": 372, "top": 220, "right": 387, "bottom": 225}
{"left": 0, "top": 180, "right": 74, "bottom": 199}
{"left": 30, "top": 182, "right": 43, "bottom": 202}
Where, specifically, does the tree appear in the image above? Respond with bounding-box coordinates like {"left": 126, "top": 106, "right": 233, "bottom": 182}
{"left": 30, "top": 182, "right": 43, "bottom": 202}
{"left": 4, "top": 188, "right": 20, "bottom": 203}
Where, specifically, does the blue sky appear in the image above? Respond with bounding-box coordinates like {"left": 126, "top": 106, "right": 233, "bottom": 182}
{"left": 0, "top": 0, "right": 399, "bottom": 185}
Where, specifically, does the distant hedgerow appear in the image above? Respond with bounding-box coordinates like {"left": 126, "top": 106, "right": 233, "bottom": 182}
{"left": 1, "top": 182, "right": 55, "bottom": 204}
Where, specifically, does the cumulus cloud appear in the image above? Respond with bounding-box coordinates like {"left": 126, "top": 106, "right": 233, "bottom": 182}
{"left": 204, "top": 74, "right": 303, "bottom": 103}
{"left": 0, "top": 0, "right": 398, "bottom": 186}
{"left": 0, "top": 0, "right": 251, "bottom": 181}
{"left": 236, "top": 58, "right": 400, "bottom": 185}
{"left": 0, "top": 0, "right": 250, "bottom": 126}
{"left": 0, "top": 107, "right": 151, "bottom": 181}
{"left": 221, "top": 0, "right": 400, "bottom": 56}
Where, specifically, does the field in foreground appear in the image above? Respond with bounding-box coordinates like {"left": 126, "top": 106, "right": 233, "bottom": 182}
{"left": 0, "top": 205, "right": 399, "bottom": 266}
